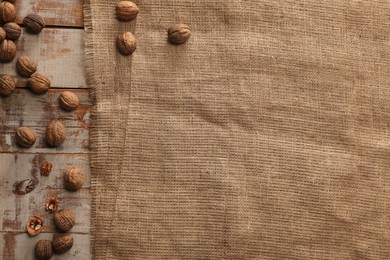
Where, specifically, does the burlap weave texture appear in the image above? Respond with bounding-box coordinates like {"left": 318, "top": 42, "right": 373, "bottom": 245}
{"left": 85, "top": 1, "right": 390, "bottom": 259}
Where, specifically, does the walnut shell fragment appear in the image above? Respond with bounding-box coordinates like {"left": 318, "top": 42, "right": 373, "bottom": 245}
{"left": 58, "top": 91, "right": 80, "bottom": 111}
{"left": 54, "top": 209, "right": 75, "bottom": 232}
{"left": 15, "top": 127, "right": 37, "bottom": 148}
{"left": 52, "top": 233, "right": 74, "bottom": 254}
{"left": 168, "top": 23, "right": 191, "bottom": 44}
{"left": 27, "top": 216, "right": 44, "bottom": 236}
{"left": 35, "top": 240, "right": 53, "bottom": 260}
{"left": 46, "top": 120, "right": 66, "bottom": 147}
{"left": 45, "top": 196, "right": 59, "bottom": 213}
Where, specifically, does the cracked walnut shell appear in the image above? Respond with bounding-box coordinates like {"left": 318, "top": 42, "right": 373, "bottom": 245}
{"left": 117, "top": 32, "right": 136, "bottom": 55}
{"left": 46, "top": 120, "right": 66, "bottom": 147}
{"left": 0, "top": 74, "right": 15, "bottom": 96}
{"left": 35, "top": 240, "right": 53, "bottom": 260}
{"left": 0, "top": 39, "right": 16, "bottom": 62}
{"left": 53, "top": 233, "right": 74, "bottom": 254}
{"left": 27, "top": 216, "right": 43, "bottom": 236}
{"left": 168, "top": 23, "right": 191, "bottom": 44}
{"left": 28, "top": 72, "right": 50, "bottom": 94}
{"left": 54, "top": 209, "right": 75, "bottom": 232}
{"left": 0, "top": 2, "right": 16, "bottom": 23}
{"left": 116, "top": 1, "right": 139, "bottom": 21}
{"left": 58, "top": 91, "right": 80, "bottom": 110}
{"left": 23, "top": 14, "right": 45, "bottom": 34}
{"left": 64, "top": 167, "right": 85, "bottom": 191}
{"left": 15, "top": 127, "right": 36, "bottom": 148}
{"left": 17, "top": 56, "right": 37, "bottom": 77}
{"left": 45, "top": 197, "right": 59, "bottom": 213}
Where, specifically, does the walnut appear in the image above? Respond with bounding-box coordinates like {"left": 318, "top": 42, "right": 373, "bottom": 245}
{"left": 15, "top": 127, "right": 37, "bottom": 148}
{"left": 0, "top": 74, "right": 15, "bottom": 96}
{"left": 58, "top": 91, "right": 80, "bottom": 111}
{"left": 46, "top": 120, "right": 66, "bottom": 147}
{"left": 3, "top": 22, "right": 21, "bottom": 40}
{"left": 64, "top": 167, "right": 85, "bottom": 191}
{"left": 23, "top": 14, "right": 45, "bottom": 34}
{"left": 54, "top": 209, "right": 75, "bottom": 232}
{"left": 27, "top": 216, "right": 43, "bottom": 236}
{"left": 28, "top": 72, "right": 50, "bottom": 94}
{"left": 16, "top": 56, "right": 37, "bottom": 77}
{"left": 117, "top": 32, "right": 136, "bottom": 56}
{"left": 45, "top": 196, "right": 59, "bottom": 213}
{"left": 35, "top": 240, "right": 53, "bottom": 260}
{"left": 41, "top": 160, "right": 53, "bottom": 176}
{"left": 116, "top": 1, "right": 139, "bottom": 21}
{"left": 0, "top": 39, "right": 16, "bottom": 62}
{"left": 52, "top": 234, "right": 74, "bottom": 254}
{"left": 168, "top": 23, "right": 191, "bottom": 44}
{"left": 0, "top": 2, "right": 16, "bottom": 23}
{"left": 0, "top": 27, "right": 5, "bottom": 43}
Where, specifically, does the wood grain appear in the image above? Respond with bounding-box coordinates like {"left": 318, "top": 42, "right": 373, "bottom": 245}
{"left": 0, "top": 29, "right": 86, "bottom": 89}
{"left": 14, "top": 0, "right": 83, "bottom": 27}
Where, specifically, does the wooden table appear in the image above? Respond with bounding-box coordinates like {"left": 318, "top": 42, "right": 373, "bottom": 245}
{"left": 0, "top": 0, "right": 91, "bottom": 259}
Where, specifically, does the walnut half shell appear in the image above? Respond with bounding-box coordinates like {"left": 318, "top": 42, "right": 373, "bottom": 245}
{"left": 27, "top": 216, "right": 43, "bottom": 236}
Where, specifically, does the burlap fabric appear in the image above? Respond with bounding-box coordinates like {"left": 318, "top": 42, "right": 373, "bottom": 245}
{"left": 85, "top": 0, "right": 390, "bottom": 259}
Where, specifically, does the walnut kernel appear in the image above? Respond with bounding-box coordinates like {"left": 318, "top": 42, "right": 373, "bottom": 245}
{"left": 45, "top": 197, "right": 59, "bottom": 213}
{"left": 27, "top": 216, "right": 43, "bottom": 236}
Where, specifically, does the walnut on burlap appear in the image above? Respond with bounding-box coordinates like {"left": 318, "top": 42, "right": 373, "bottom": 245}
{"left": 85, "top": 0, "right": 390, "bottom": 259}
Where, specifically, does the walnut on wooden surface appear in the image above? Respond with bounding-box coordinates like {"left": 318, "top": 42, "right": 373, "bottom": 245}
{"left": 116, "top": 1, "right": 139, "bottom": 21}
{"left": 117, "top": 32, "right": 136, "bottom": 56}
{"left": 168, "top": 23, "right": 191, "bottom": 44}
{"left": 0, "top": 74, "right": 15, "bottom": 96}
{"left": 0, "top": 27, "right": 6, "bottom": 43}
{"left": 45, "top": 196, "right": 59, "bottom": 213}
{"left": 27, "top": 216, "right": 44, "bottom": 236}
{"left": 35, "top": 240, "right": 53, "bottom": 260}
{"left": 15, "top": 127, "right": 37, "bottom": 148}
{"left": 58, "top": 91, "right": 80, "bottom": 111}
{"left": 28, "top": 72, "right": 50, "bottom": 94}
{"left": 23, "top": 14, "right": 45, "bottom": 34}
{"left": 16, "top": 56, "right": 38, "bottom": 77}
{"left": 64, "top": 167, "right": 85, "bottom": 191}
{"left": 54, "top": 209, "right": 75, "bottom": 232}
{"left": 46, "top": 120, "right": 66, "bottom": 147}
{"left": 52, "top": 233, "right": 74, "bottom": 254}
{"left": 3, "top": 22, "right": 21, "bottom": 40}
{"left": 0, "top": 39, "right": 16, "bottom": 62}
{"left": 0, "top": 2, "right": 16, "bottom": 23}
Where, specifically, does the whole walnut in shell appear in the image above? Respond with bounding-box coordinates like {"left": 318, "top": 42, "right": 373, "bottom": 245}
{"left": 0, "top": 2, "right": 16, "bottom": 23}
{"left": 53, "top": 233, "right": 74, "bottom": 254}
{"left": 117, "top": 32, "right": 136, "bottom": 56}
{"left": 35, "top": 240, "right": 53, "bottom": 260}
{"left": 3, "top": 22, "right": 21, "bottom": 40}
{"left": 27, "top": 216, "right": 44, "bottom": 236}
{"left": 54, "top": 209, "right": 75, "bottom": 232}
{"left": 64, "top": 167, "right": 85, "bottom": 191}
{"left": 58, "top": 91, "right": 80, "bottom": 110}
{"left": 168, "top": 23, "right": 191, "bottom": 44}
{"left": 28, "top": 72, "right": 50, "bottom": 94}
{"left": 116, "top": 1, "right": 139, "bottom": 21}
{"left": 16, "top": 56, "right": 37, "bottom": 77}
{"left": 46, "top": 120, "right": 66, "bottom": 147}
{"left": 15, "top": 127, "right": 36, "bottom": 148}
{"left": 0, "top": 74, "right": 15, "bottom": 96}
{"left": 0, "top": 27, "right": 6, "bottom": 43}
{"left": 0, "top": 39, "right": 16, "bottom": 62}
{"left": 23, "top": 14, "right": 45, "bottom": 34}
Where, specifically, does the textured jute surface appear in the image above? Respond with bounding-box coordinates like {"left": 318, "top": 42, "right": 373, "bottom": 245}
{"left": 85, "top": 1, "right": 390, "bottom": 259}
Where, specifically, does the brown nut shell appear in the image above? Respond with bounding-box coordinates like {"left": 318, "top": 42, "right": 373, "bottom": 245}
{"left": 116, "top": 1, "right": 139, "bottom": 21}
{"left": 0, "top": 2, "right": 16, "bottom": 23}
{"left": 15, "top": 127, "right": 36, "bottom": 148}
{"left": 64, "top": 167, "right": 85, "bottom": 191}
{"left": 35, "top": 240, "right": 53, "bottom": 260}
{"left": 23, "top": 14, "right": 45, "bottom": 33}
{"left": 45, "top": 196, "right": 59, "bottom": 213}
{"left": 28, "top": 72, "right": 50, "bottom": 94}
{"left": 27, "top": 216, "right": 44, "bottom": 236}
{"left": 58, "top": 91, "right": 80, "bottom": 110}
{"left": 3, "top": 22, "right": 21, "bottom": 40}
{"left": 0, "top": 74, "right": 15, "bottom": 96}
{"left": 117, "top": 32, "right": 136, "bottom": 55}
{"left": 168, "top": 23, "right": 191, "bottom": 44}
{"left": 46, "top": 120, "right": 66, "bottom": 147}
{"left": 54, "top": 209, "right": 75, "bottom": 232}
{"left": 0, "top": 27, "right": 6, "bottom": 43}
{"left": 0, "top": 39, "right": 16, "bottom": 62}
{"left": 16, "top": 56, "right": 37, "bottom": 77}
{"left": 53, "top": 233, "right": 74, "bottom": 254}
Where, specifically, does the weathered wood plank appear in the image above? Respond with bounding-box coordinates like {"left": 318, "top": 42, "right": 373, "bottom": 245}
{"left": 14, "top": 0, "right": 83, "bottom": 27}
{"left": 0, "top": 29, "right": 86, "bottom": 89}
{"left": 1, "top": 89, "right": 91, "bottom": 128}
{"left": 1, "top": 233, "right": 91, "bottom": 260}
